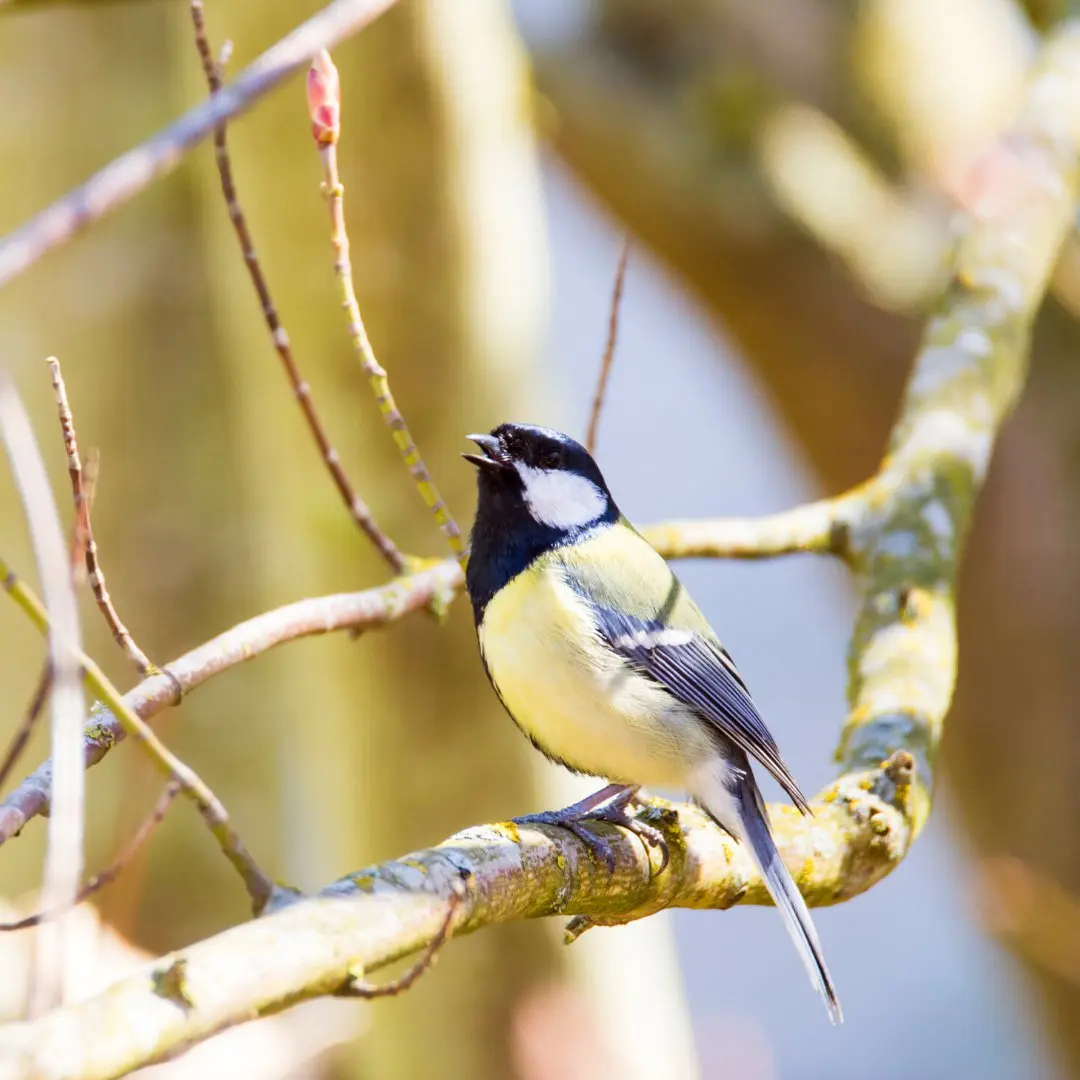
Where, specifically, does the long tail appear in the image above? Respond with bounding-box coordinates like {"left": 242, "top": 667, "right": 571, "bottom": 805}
{"left": 697, "top": 768, "right": 842, "bottom": 1024}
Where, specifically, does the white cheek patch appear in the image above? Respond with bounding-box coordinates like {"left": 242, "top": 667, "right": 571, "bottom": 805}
{"left": 517, "top": 464, "right": 607, "bottom": 529}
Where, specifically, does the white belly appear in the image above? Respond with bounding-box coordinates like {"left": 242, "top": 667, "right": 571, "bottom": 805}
{"left": 478, "top": 566, "right": 712, "bottom": 787}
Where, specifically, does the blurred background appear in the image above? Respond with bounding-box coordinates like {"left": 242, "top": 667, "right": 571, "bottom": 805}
{"left": 0, "top": 0, "right": 1076, "bottom": 1076}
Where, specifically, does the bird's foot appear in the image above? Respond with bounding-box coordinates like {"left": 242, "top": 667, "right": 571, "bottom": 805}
{"left": 513, "top": 784, "right": 670, "bottom": 875}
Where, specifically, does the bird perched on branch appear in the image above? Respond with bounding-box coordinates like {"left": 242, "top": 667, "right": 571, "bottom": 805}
{"left": 463, "top": 422, "right": 841, "bottom": 1023}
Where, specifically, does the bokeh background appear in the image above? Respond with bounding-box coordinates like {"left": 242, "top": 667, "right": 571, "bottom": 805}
{"left": 0, "top": 0, "right": 1076, "bottom": 1077}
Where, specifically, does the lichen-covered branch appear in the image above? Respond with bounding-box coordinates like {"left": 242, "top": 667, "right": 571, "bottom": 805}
{"left": 0, "top": 773, "right": 914, "bottom": 1080}
{"left": 1, "top": 18, "right": 1074, "bottom": 1075}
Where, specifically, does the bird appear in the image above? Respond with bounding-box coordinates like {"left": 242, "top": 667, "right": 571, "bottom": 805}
{"left": 462, "top": 421, "right": 841, "bottom": 1023}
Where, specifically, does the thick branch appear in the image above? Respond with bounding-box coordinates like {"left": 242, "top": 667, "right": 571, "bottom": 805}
{"left": 0, "top": 0, "right": 400, "bottom": 289}
{"left": 0, "top": 769, "right": 912, "bottom": 1080}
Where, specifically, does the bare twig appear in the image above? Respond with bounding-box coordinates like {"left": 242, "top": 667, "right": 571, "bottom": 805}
{"left": 69, "top": 447, "right": 98, "bottom": 587}
{"left": 308, "top": 51, "right": 465, "bottom": 560}
{"left": 338, "top": 873, "right": 467, "bottom": 999}
{"left": 585, "top": 236, "right": 630, "bottom": 455}
{"left": 0, "top": 370, "right": 86, "bottom": 1016}
{"left": 189, "top": 3, "right": 404, "bottom": 572}
{"left": 0, "top": 558, "right": 464, "bottom": 848}
{"left": 641, "top": 490, "right": 862, "bottom": 561}
{"left": 0, "top": 0, "right": 400, "bottom": 289}
{"left": 0, "top": 783, "right": 180, "bottom": 933}
{"left": 0, "top": 667, "right": 51, "bottom": 795}
{"left": 47, "top": 358, "right": 153, "bottom": 675}
{"left": 0, "top": 558, "right": 275, "bottom": 913}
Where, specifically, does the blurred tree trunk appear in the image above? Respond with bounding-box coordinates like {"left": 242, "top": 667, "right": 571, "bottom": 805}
{"left": 536, "top": 1, "right": 1080, "bottom": 1075}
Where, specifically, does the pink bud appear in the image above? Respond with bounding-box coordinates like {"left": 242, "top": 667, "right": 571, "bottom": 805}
{"left": 307, "top": 49, "right": 341, "bottom": 146}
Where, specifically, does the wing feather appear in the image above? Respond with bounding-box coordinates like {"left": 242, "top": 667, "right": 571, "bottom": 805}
{"left": 590, "top": 605, "right": 811, "bottom": 814}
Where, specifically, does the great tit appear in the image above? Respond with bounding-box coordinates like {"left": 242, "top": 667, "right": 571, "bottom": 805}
{"left": 463, "top": 421, "right": 841, "bottom": 1023}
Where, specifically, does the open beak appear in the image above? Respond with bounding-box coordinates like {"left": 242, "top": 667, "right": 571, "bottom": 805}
{"left": 462, "top": 433, "right": 511, "bottom": 471}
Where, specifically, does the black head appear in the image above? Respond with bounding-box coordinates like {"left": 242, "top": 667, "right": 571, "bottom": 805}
{"left": 463, "top": 422, "right": 619, "bottom": 619}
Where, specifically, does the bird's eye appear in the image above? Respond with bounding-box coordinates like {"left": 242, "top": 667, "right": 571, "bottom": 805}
{"left": 539, "top": 448, "right": 562, "bottom": 469}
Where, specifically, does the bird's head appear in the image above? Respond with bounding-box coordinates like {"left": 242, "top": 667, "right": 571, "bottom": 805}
{"left": 464, "top": 422, "right": 617, "bottom": 535}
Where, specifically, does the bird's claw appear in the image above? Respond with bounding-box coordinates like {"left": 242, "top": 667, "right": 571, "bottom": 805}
{"left": 512, "top": 786, "right": 671, "bottom": 876}
{"left": 587, "top": 804, "right": 671, "bottom": 875}
{"left": 512, "top": 808, "right": 621, "bottom": 872}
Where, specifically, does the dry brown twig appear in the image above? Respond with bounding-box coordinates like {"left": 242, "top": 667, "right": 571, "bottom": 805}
{"left": 308, "top": 50, "right": 465, "bottom": 561}
{"left": 338, "top": 871, "right": 468, "bottom": 999}
{"left": 0, "top": 667, "right": 51, "bottom": 795}
{"left": 0, "top": 782, "right": 180, "bottom": 933}
{"left": 69, "top": 446, "right": 98, "bottom": 588}
{"left": 585, "top": 236, "right": 631, "bottom": 455}
{"left": 189, "top": 1, "right": 405, "bottom": 573}
{"left": 47, "top": 358, "right": 153, "bottom": 675}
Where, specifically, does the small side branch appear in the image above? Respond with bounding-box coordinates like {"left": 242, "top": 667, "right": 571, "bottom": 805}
{"left": 189, "top": 3, "right": 404, "bottom": 573}
{"left": 0, "top": 782, "right": 180, "bottom": 932}
{"left": 308, "top": 51, "right": 465, "bottom": 560}
{"left": 585, "top": 236, "right": 630, "bottom": 455}
{"left": 337, "top": 872, "right": 467, "bottom": 999}
{"left": 641, "top": 491, "right": 860, "bottom": 561}
{"left": 47, "top": 357, "right": 153, "bottom": 674}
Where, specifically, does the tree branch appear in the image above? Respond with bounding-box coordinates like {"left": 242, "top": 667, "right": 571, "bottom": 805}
{"left": 0, "top": 558, "right": 276, "bottom": 911}
{"left": 309, "top": 50, "right": 465, "bottom": 561}
{"left": 2, "top": 14, "right": 1075, "bottom": 1071}
{"left": 0, "top": 558, "right": 464, "bottom": 847}
{"left": 0, "top": 0, "right": 401, "bottom": 290}
{"left": 188, "top": 3, "right": 405, "bottom": 573}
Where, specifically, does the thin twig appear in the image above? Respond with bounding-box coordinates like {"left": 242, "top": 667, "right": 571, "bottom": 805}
{"left": 0, "top": 370, "right": 86, "bottom": 1016}
{"left": 339, "top": 873, "right": 467, "bottom": 999}
{"left": 0, "top": 446, "right": 101, "bottom": 799}
{"left": 0, "top": 0, "right": 401, "bottom": 289}
{"left": 0, "top": 783, "right": 180, "bottom": 933}
{"left": 189, "top": 3, "right": 404, "bottom": 572}
{"left": 0, "top": 558, "right": 276, "bottom": 913}
{"left": 309, "top": 51, "right": 464, "bottom": 560}
{"left": 0, "top": 667, "right": 51, "bottom": 796}
{"left": 585, "top": 236, "right": 630, "bottom": 455}
{"left": 0, "top": 446, "right": 102, "bottom": 798}
{"left": 47, "top": 358, "right": 153, "bottom": 675}
{"left": 70, "top": 447, "right": 98, "bottom": 587}
{"left": 0, "top": 558, "right": 464, "bottom": 849}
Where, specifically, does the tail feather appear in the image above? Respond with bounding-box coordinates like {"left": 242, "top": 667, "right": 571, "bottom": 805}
{"left": 699, "top": 770, "right": 842, "bottom": 1024}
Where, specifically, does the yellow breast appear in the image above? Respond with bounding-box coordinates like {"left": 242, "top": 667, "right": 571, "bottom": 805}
{"left": 478, "top": 552, "right": 708, "bottom": 787}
